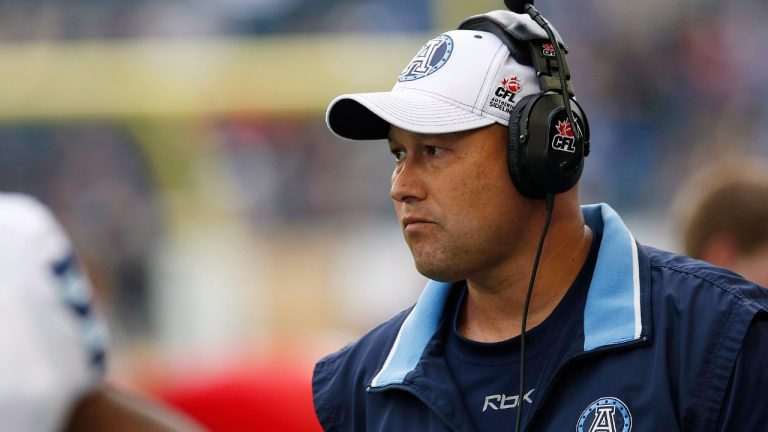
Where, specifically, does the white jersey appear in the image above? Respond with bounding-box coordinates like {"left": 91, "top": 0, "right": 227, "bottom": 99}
{"left": 0, "top": 193, "right": 107, "bottom": 432}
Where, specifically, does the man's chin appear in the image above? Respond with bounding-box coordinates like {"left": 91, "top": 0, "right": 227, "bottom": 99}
{"left": 414, "top": 261, "right": 465, "bottom": 283}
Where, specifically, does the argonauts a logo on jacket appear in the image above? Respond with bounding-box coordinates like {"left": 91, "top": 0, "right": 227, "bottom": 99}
{"left": 577, "top": 397, "right": 632, "bottom": 432}
{"left": 488, "top": 75, "right": 523, "bottom": 114}
{"left": 398, "top": 34, "right": 453, "bottom": 82}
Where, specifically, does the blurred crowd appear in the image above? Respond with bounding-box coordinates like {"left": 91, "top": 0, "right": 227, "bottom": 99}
{"left": 0, "top": 0, "right": 766, "bottom": 343}
{"left": 548, "top": 0, "right": 768, "bottom": 209}
{"left": 0, "top": 0, "right": 430, "bottom": 40}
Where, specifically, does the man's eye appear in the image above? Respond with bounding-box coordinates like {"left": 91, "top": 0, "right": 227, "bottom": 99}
{"left": 426, "top": 146, "right": 445, "bottom": 156}
{"left": 391, "top": 149, "right": 406, "bottom": 161}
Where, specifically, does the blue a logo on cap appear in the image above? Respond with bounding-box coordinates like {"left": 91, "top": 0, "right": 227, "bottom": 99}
{"left": 398, "top": 34, "right": 453, "bottom": 82}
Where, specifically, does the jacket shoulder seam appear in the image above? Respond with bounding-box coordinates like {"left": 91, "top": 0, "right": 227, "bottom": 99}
{"left": 650, "top": 260, "right": 764, "bottom": 311}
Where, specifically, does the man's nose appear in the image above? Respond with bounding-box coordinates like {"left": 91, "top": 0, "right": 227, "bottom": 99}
{"left": 390, "top": 161, "right": 426, "bottom": 203}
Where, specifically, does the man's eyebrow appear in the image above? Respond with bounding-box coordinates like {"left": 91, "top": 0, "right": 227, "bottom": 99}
{"left": 387, "top": 133, "right": 402, "bottom": 147}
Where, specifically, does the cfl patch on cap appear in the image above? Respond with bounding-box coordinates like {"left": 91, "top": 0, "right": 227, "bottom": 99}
{"left": 326, "top": 29, "right": 540, "bottom": 140}
{"left": 487, "top": 74, "right": 524, "bottom": 117}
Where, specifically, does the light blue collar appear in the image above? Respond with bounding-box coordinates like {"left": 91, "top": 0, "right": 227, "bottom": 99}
{"left": 370, "top": 203, "right": 644, "bottom": 388}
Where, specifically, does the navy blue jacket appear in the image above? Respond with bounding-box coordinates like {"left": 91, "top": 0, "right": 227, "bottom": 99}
{"left": 313, "top": 204, "right": 768, "bottom": 431}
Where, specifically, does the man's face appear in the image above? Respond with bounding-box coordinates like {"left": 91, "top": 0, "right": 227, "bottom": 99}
{"left": 389, "top": 124, "right": 538, "bottom": 282}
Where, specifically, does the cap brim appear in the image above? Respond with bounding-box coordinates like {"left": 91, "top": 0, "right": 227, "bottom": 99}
{"left": 326, "top": 91, "right": 496, "bottom": 141}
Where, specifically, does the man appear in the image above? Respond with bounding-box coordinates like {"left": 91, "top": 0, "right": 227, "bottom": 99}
{"left": 312, "top": 7, "right": 768, "bottom": 432}
{"left": 0, "top": 192, "right": 203, "bottom": 431}
{"left": 674, "top": 158, "right": 768, "bottom": 287}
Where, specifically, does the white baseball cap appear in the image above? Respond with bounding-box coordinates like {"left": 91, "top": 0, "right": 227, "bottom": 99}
{"left": 326, "top": 29, "right": 539, "bottom": 140}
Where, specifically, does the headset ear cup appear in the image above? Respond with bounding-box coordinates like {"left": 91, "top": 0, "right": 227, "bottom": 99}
{"left": 507, "top": 95, "right": 542, "bottom": 199}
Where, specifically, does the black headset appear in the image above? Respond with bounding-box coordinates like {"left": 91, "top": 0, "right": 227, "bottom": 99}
{"left": 459, "top": 3, "right": 590, "bottom": 199}
{"left": 460, "top": 4, "right": 590, "bottom": 431}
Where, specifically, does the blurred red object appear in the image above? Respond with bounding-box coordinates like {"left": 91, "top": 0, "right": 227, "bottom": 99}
{"left": 152, "top": 358, "right": 322, "bottom": 432}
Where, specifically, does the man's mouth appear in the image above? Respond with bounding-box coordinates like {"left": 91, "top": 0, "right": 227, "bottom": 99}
{"left": 402, "top": 216, "right": 436, "bottom": 231}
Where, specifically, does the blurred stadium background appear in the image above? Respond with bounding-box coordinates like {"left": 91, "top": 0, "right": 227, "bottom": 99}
{"left": 1, "top": 0, "right": 766, "bottom": 429}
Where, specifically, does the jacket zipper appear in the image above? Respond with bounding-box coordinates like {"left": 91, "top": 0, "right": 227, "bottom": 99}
{"left": 523, "top": 336, "right": 649, "bottom": 431}
{"left": 368, "top": 384, "right": 469, "bottom": 432}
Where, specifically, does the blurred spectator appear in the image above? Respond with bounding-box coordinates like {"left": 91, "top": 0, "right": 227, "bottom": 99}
{"left": 0, "top": 123, "right": 162, "bottom": 342}
{"left": 0, "top": 192, "right": 201, "bottom": 432}
{"left": 673, "top": 159, "right": 768, "bottom": 287}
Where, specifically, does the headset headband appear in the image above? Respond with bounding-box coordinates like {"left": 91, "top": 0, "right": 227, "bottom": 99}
{"left": 459, "top": 11, "right": 572, "bottom": 95}
{"left": 460, "top": 7, "right": 591, "bottom": 198}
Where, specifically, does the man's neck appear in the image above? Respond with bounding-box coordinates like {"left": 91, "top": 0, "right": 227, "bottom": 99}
{"left": 458, "top": 216, "right": 593, "bottom": 343}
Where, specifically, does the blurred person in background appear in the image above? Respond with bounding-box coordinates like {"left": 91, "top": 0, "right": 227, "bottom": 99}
{"left": 312, "top": 4, "right": 768, "bottom": 432}
{"left": 674, "top": 158, "right": 768, "bottom": 287}
{"left": 0, "top": 192, "right": 203, "bottom": 432}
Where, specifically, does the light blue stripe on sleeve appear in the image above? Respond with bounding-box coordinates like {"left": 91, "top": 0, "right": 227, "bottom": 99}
{"left": 370, "top": 279, "right": 453, "bottom": 388}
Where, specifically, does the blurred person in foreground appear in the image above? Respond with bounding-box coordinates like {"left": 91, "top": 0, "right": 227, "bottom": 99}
{"left": 674, "top": 158, "right": 768, "bottom": 287}
{"left": 312, "top": 3, "right": 768, "bottom": 431}
{"left": 0, "top": 192, "right": 203, "bottom": 432}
